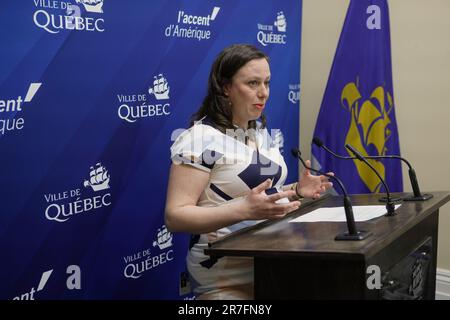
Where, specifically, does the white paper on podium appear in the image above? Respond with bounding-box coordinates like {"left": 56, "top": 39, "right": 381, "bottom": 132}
{"left": 289, "top": 205, "right": 402, "bottom": 223}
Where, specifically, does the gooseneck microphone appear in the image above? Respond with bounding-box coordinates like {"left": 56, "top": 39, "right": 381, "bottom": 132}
{"left": 345, "top": 144, "right": 398, "bottom": 216}
{"left": 313, "top": 137, "right": 347, "bottom": 160}
{"left": 313, "top": 137, "right": 432, "bottom": 201}
{"left": 291, "top": 148, "right": 371, "bottom": 241}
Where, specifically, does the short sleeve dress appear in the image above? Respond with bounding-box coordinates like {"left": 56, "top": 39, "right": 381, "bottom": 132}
{"left": 170, "top": 117, "right": 288, "bottom": 299}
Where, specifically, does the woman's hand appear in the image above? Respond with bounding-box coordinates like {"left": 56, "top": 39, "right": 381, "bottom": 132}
{"left": 297, "top": 160, "right": 334, "bottom": 199}
{"left": 166, "top": 164, "right": 300, "bottom": 234}
{"left": 241, "top": 178, "right": 301, "bottom": 220}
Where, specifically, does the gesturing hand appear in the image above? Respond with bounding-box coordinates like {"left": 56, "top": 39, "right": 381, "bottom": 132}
{"left": 242, "top": 178, "right": 301, "bottom": 220}
{"left": 297, "top": 160, "right": 334, "bottom": 199}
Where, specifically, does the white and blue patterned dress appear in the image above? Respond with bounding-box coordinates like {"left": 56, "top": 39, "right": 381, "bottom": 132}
{"left": 170, "top": 117, "right": 288, "bottom": 299}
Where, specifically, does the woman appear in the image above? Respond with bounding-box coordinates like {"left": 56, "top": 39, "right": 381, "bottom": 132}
{"left": 165, "top": 44, "right": 333, "bottom": 299}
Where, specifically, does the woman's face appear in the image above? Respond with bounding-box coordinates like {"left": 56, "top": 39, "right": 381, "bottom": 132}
{"left": 224, "top": 58, "right": 270, "bottom": 128}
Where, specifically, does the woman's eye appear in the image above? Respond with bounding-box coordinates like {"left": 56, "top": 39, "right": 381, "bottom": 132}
{"left": 248, "top": 81, "right": 258, "bottom": 86}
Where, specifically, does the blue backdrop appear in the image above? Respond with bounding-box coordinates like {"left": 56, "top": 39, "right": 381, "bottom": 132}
{"left": 0, "top": 0, "right": 302, "bottom": 299}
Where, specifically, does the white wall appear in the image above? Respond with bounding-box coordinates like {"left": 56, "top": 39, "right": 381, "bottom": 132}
{"left": 300, "top": 0, "right": 450, "bottom": 269}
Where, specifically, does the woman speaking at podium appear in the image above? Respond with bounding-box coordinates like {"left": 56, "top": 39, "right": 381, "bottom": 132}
{"left": 165, "top": 44, "right": 333, "bottom": 299}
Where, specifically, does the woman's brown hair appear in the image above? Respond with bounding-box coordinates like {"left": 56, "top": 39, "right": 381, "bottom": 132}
{"left": 191, "top": 44, "right": 268, "bottom": 132}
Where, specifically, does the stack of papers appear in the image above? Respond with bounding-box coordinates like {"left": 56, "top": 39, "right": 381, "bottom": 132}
{"left": 289, "top": 205, "right": 402, "bottom": 223}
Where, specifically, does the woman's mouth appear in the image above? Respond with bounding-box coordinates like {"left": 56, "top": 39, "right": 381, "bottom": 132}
{"left": 254, "top": 104, "right": 265, "bottom": 110}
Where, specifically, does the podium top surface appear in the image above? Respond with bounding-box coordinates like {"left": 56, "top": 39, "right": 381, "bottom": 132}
{"left": 205, "top": 191, "right": 450, "bottom": 260}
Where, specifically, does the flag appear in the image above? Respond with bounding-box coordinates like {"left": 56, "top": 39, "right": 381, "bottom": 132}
{"left": 311, "top": 0, "right": 403, "bottom": 194}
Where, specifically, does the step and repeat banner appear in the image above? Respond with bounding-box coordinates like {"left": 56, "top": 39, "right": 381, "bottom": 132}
{"left": 0, "top": 0, "right": 302, "bottom": 299}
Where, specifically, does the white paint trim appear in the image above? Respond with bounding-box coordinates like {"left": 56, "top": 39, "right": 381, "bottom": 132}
{"left": 436, "top": 268, "right": 450, "bottom": 300}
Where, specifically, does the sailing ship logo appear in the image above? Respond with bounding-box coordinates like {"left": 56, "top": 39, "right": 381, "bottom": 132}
{"left": 342, "top": 81, "right": 393, "bottom": 192}
{"left": 83, "top": 163, "right": 110, "bottom": 192}
{"left": 75, "top": 0, "right": 104, "bottom": 13}
{"left": 153, "top": 225, "right": 173, "bottom": 250}
{"left": 148, "top": 74, "right": 170, "bottom": 100}
{"left": 274, "top": 11, "right": 287, "bottom": 32}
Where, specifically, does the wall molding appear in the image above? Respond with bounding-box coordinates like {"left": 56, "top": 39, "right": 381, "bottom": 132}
{"left": 436, "top": 268, "right": 450, "bottom": 300}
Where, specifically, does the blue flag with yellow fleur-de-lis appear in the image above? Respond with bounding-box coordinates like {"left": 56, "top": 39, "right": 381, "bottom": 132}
{"left": 312, "top": 0, "right": 403, "bottom": 194}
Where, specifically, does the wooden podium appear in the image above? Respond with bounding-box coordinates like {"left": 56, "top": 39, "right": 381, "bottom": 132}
{"left": 205, "top": 192, "right": 450, "bottom": 299}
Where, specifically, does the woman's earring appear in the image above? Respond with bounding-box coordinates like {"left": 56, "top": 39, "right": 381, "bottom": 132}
{"left": 224, "top": 92, "right": 232, "bottom": 106}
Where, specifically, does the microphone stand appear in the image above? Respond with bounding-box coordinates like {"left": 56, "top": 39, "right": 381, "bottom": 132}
{"left": 313, "top": 137, "right": 432, "bottom": 201}
{"left": 291, "top": 148, "right": 371, "bottom": 240}
{"left": 345, "top": 144, "right": 400, "bottom": 216}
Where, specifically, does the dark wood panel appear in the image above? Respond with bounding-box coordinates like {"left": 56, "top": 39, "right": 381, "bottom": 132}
{"left": 205, "top": 191, "right": 450, "bottom": 299}
{"left": 206, "top": 192, "right": 450, "bottom": 259}
{"left": 255, "top": 257, "right": 366, "bottom": 299}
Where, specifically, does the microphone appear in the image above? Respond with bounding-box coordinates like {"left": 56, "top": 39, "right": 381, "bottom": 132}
{"left": 313, "top": 137, "right": 432, "bottom": 201}
{"left": 291, "top": 148, "right": 371, "bottom": 241}
{"left": 345, "top": 144, "right": 398, "bottom": 216}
